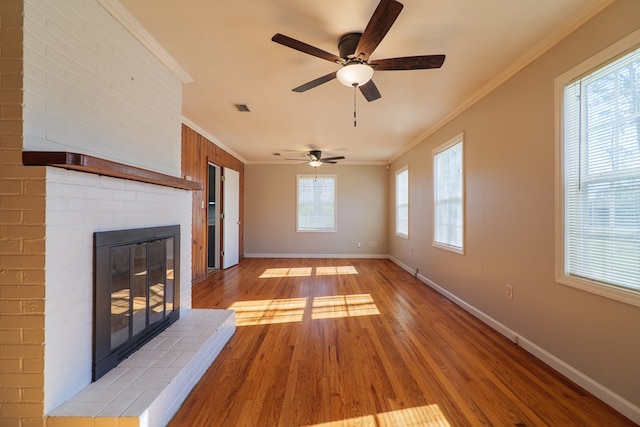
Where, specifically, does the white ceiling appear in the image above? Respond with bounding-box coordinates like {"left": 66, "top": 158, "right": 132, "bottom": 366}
{"left": 116, "top": 0, "right": 610, "bottom": 165}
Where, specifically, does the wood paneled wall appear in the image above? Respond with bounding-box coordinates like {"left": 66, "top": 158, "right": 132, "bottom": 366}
{"left": 181, "top": 124, "right": 244, "bottom": 284}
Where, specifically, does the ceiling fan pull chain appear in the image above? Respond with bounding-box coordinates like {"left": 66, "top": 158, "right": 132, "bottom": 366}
{"left": 353, "top": 83, "right": 357, "bottom": 127}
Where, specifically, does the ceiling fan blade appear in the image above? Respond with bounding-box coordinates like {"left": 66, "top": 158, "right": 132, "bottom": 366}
{"left": 321, "top": 160, "right": 338, "bottom": 164}
{"left": 359, "top": 80, "right": 381, "bottom": 102}
{"left": 292, "top": 72, "right": 337, "bottom": 93}
{"left": 272, "top": 33, "right": 343, "bottom": 63}
{"left": 355, "top": 0, "right": 404, "bottom": 61}
{"left": 370, "top": 55, "right": 445, "bottom": 70}
{"left": 321, "top": 156, "right": 346, "bottom": 161}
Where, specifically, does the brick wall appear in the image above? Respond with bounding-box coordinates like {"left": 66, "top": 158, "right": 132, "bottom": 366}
{"left": 0, "top": 0, "right": 192, "bottom": 424}
{"left": 18, "top": 0, "right": 191, "bottom": 415}
{"left": 0, "top": 1, "right": 47, "bottom": 426}
{"left": 22, "top": 0, "right": 182, "bottom": 176}
{"left": 43, "top": 169, "right": 192, "bottom": 413}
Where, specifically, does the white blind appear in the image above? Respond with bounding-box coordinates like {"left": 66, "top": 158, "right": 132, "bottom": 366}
{"left": 434, "top": 139, "right": 463, "bottom": 251}
{"left": 563, "top": 46, "right": 640, "bottom": 291}
{"left": 297, "top": 175, "right": 336, "bottom": 231}
{"left": 396, "top": 167, "right": 409, "bottom": 236}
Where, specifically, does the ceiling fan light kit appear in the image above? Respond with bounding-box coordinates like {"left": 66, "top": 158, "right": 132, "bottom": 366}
{"left": 336, "top": 63, "right": 374, "bottom": 87}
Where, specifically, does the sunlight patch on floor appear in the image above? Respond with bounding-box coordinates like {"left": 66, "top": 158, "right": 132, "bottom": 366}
{"left": 259, "top": 266, "right": 358, "bottom": 278}
{"left": 259, "top": 267, "right": 313, "bottom": 278}
{"left": 228, "top": 298, "right": 306, "bottom": 326}
{"left": 304, "top": 404, "right": 450, "bottom": 427}
{"left": 311, "top": 294, "right": 380, "bottom": 319}
{"left": 229, "top": 294, "right": 380, "bottom": 325}
{"left": 377, "top": 404, "right": 451, "bottom": 426}
{"left": 315, "top": 266, "right": 359, "bottom": 276}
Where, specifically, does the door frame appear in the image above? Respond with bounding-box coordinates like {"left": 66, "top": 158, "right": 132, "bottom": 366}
{"left": 207, "top": 163, "right": 221, "bottom": 271}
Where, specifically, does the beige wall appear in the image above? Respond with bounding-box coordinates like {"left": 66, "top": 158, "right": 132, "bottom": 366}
{"left": 244, "top": 164, "right": 387, "bottom": 257}
{"left": 389, "top": 0, "right": 640, "bottom": 413}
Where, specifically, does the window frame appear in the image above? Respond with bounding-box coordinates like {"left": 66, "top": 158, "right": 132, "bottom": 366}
{"left": 296, "top": 174, "right": 337, "bottom": 233}
{"left": 554, "top": 28, "right": 640, "bottom": 307}
{"left": 433, "top": 133, "right": 465, "bottom": 254}
{"left": 395, "top": 165, "right": 409, "bottom": 238}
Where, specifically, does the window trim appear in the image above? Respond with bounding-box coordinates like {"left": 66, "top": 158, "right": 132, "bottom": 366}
{"left": 433, "top": 133, "right": 465, "bottom": 254}
{"left": 554, "top": 28, "right": 640, "bottom": 307}
{"left": 395, "top": 165, "right": 409, "bottom": 239}
{"left": 296, "top": 174, "right": 337, "bottom": 233}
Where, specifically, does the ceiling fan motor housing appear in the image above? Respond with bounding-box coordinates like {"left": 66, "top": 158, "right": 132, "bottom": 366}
{"left": 338, "top": 32, "right": 363, "bottom": 59}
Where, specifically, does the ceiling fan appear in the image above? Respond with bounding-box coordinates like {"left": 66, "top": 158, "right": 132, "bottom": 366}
{"left": 271, "top": 0, "right": 445, "bottom": 102}
{"left": 287, "top": 150, "right": 345, "bottom": 167}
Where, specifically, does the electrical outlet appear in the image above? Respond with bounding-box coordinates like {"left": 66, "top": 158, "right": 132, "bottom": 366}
{"left": 357, "top": 242, "right": 361, "bottom": 248}
{"left": 368, "top": 241, "right": 377, "bottom": 247}
{"left": 506, "top": 284, "right": 514, "bottom": 300}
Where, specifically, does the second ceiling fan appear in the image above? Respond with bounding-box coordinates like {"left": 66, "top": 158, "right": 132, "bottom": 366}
{"left": 287, "top": 150, "right": 345, "bottom": 167}
{"left": 272, "top": 0, "right": 445, "bottom": 102}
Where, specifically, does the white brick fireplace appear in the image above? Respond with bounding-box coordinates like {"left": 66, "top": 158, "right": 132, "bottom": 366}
{"left": 42, "top": 169, "right": 194, "bottom": 412}
{"left": 21, "top": 0, "right": 234, "bottom": 423}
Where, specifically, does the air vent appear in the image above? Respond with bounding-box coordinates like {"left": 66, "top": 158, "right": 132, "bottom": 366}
{"left": 233, "top": 103, "right": 250, "bottom": 112}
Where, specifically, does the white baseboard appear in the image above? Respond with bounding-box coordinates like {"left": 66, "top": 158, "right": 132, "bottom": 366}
{"left": 388, "top": 256, "right": 640, "bottom": 424}
{"left": 243, "top": 253, "right": 388, "bottom": 259}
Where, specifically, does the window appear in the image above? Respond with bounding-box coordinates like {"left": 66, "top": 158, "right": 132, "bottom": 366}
{"left": 433, "top": 134, "right": 464, "bottom": 253}
{"left": 395, "top": 166, "right": 409, "bottom": 237}
{"left": 297, "top": 174, "right": 336, "bottom": 232}
{"left": 556, "top": 30, "right": 640, "bottom": 306}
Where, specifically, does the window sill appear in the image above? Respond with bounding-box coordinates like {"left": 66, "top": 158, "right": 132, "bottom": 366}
{"left": 433, "top": 242, "right": 464, "bottom": 255}
{"left": 557, "top": 274, "right": 640, "bottom": 308}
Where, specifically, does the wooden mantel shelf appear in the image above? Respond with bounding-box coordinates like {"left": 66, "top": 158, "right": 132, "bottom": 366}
{"left": 23, "top": 151, "right": 202, "bottom": 191}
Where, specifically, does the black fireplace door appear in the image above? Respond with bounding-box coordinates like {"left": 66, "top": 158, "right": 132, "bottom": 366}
{"left": 93, "top": 226, "right": 180, "bottom": 381}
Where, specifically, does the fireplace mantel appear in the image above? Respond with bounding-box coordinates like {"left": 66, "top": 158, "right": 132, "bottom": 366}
{"left": 22, "top": 151, "right": 202, "bottom": 191}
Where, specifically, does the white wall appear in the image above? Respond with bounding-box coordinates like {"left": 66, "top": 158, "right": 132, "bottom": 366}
{"left": 244, "top": 164, "right": 387, "bottom": 257}
{"left": 22, "top": 0, "right": 191, "bottom": 413}
{"left": 388, "top": 0, "right": 640, "bottom": 420}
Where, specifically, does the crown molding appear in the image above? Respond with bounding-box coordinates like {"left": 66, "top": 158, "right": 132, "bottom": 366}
{"left": 389, "top": 0, "right": 615, "bottom": 164}
{"left": 97, "top": 0, "right": 193, "bottom": 83}
{"left": 182, "top": 117, "right": 247, "bottom": 164}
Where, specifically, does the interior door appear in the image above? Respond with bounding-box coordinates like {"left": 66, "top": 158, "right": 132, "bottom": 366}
{"left": 222, "top": 168, "right": 240, "bottom": 268}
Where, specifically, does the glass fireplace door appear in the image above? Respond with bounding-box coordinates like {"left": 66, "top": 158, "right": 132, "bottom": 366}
{"left": 94, "top": 225, "right": 180, "bottom": 381}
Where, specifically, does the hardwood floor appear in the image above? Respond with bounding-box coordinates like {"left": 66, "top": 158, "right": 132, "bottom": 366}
{"left": 168, "top": 258, "right": 634, "bottom": 426}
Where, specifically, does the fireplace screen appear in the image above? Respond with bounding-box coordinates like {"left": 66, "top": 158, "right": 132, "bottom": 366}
{"left": 94, "top": 225, "right": 180, "bottom": 381}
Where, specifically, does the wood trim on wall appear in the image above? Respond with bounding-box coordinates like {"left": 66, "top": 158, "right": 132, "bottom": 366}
{"left": 181, "top": 124, "right": 244, "bottom": 284}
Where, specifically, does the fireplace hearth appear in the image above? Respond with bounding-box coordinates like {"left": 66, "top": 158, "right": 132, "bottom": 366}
{"left": 93, "top": 225, "right": 180, "bottom": 381}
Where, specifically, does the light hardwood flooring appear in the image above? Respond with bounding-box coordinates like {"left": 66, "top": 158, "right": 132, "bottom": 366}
{"left": 168, "top": 258, "right": 635, "bottom": 426}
